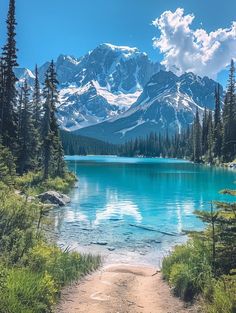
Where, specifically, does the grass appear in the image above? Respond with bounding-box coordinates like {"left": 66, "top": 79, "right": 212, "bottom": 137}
{"left": 0, "top": 247, "right": 101, "bottom": 313}
{"left": 162, "top": 240, "right": 212, "bottom": 301}
{"left": 162, "top": 239, "right": 236, "bottom": 312}
{"left": 0, "top": 172, "right": 101, "bottom": 313}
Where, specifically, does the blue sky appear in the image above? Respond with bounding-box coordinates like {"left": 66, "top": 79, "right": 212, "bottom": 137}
{"left": 1, "top": 0, "right": 236, "bottom": 86}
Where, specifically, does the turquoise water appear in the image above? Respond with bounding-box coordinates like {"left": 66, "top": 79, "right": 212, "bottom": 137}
{"left": 51, "top": 156, "right": 236, "bottom": 266}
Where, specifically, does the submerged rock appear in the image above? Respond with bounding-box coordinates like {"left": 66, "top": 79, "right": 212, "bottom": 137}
{"left": 38, "top": 191, "right": 71, "bottom": 207}
{"left": 91, "top": 241, "right": 108, "bottom": 246}
{"left": 108, "top": 247, "right": 116, "bottom": 251}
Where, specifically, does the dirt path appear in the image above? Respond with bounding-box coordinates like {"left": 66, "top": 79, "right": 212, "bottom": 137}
{"left": 56, "top": 265, "right": 197, "bottom": 313}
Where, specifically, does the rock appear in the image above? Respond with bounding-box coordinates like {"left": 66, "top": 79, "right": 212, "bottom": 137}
{"left": 144, "top": 239, "right": 162, "bottom": 244}
{"left": 91, "top": 241, "right": 108, "bottom": 246}
{"left": 38, "top": 191, "right": 71, "bottom": 207}
{"left": 123, "top": 232, "right": 132, "bottom": 236}
{"left": 108, "top": 247, "right": 116, "bottom": 251}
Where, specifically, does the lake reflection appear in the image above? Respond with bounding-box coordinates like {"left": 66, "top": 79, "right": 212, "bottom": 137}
{"left": 50, "top": 156, "right": 236, "bottom": 266}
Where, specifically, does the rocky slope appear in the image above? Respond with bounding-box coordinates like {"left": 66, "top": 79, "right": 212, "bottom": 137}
{"left": 76, "top": 71, "right": 222, "bottom": 143}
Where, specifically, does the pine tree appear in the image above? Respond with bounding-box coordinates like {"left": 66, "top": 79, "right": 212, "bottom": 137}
{"left": 202, "top": 107, "right": 209, "bottom": 156}
{"left": 32, "top": 64, "right": 42, "bottom": 167}
{"left": 196, "top": 193, "right": 236, "bottom": 276}
{"left": 193, "top": 108, "right": 202, "bottom": 163}
{"left": 42, "top": 69, "right": 51, "bottom": 179}
{"left": 16, "top": 85, "right": 23, "bottom": 143}
{"left": 206, "top": 111, "right": 214, "bottom": 163}
{"left": 1, "top": 0, "right": 18, "bottom": 151}
{"left": 42, "top": 61, "right": 65, "bottom": 179}
{"left": 213, "top": 84, "right": 222, "bottom": 159}
{"left": 17, "top": 81, "right": 35, "bottom": 175}
{"left": 0, "top": 59, "right": 5, "bottom": 139}
{"left": 32, "top": 65, "right": 42, "bottom": 130}
{"left": 222, "top": 60, "right": 236, "bottom": 161}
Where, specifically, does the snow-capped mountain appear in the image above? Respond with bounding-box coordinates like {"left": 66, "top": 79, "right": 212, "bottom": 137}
{"left": 46, "top": 44, "right": 161, "bottom": 91}
{"left": 15, "top": 44, "right": 222, "bottom": 142}
{"left": 57, "top": 81, "right": 126, "bottom": 130}
{"left": 75, "top": 71, "right": 223, "bottom": 143}
{"left": 35, "top": 44, "right": 161, "bottom": 131}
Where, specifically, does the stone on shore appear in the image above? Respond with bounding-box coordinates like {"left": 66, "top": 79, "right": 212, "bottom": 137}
{"left": 38, "top": 191, "right": 71, "bottom": 207}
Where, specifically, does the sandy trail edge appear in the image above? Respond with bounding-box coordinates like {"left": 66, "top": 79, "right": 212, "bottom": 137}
{"left": 55, "top": 264, "right": 198, "bottom": 313}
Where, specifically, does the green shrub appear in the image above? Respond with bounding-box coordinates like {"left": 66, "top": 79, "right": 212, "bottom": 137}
{"left": 162, "top": 244, "right": 192, "bottom": 281}
{"left": 14, "top": 171, "right": 76, "bottom": 195}
{"left": 0, "top": 144, "right": 16, "bottom": 186}
{"left": 26, "top": 243, "right": 101, "bottom": 288}
{"left": 0, "top": 173, "right": 101, "bottom": 313}
{"left": 41, "top": 171, "right": 76, "bottom": 193}
{"left": 0, "top": 242, "right": 101, "bottom": 313}
{"left": 204, "top": 275, "right": 236, "bottom": 313}
{"left": 0, "top": 187, "right": 38, "bottom": 265}
{"left": 169, "top": 263, "right": 196, "bottom": 301}
{"left": 0, "top": 268, "right": 57, "bottom": 313}
{"left": 162, "top": 239, "right": 212, "bottom": 301}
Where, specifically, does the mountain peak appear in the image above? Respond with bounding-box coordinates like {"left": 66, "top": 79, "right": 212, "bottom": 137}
{"left": 99, "top": 43, "right": 139, "bottom": 53}
{"left": 57, "top": 54, "right": 81, "bottom": 66}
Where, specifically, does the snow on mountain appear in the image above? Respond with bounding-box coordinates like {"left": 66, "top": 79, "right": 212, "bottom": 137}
{"left": 76, "top": 71, "right": 223, "bottom": 143}
{"left": 34, "top": 43, "right": 161, "bottom": 131}
{"left": 57, "top": 81, "right": 121, "bottom": 131}
{"left": 15, "top": 44, "right": 222, "bottom": 142}
{"left": 15, "top": 68, "right": 35, "bottom": 86}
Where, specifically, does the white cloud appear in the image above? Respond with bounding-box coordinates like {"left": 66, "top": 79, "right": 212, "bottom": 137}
{"left": 152, "top": 8, "right": 236, "bottom": 79}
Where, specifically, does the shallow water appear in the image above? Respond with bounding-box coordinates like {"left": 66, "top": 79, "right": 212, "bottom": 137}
{"left": 50, "top": 156, "right": 236, "bottom": 267}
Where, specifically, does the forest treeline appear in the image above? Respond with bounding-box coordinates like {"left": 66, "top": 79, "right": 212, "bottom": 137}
{"left": 64, "top": 61, "right": 236, "bottom": 164}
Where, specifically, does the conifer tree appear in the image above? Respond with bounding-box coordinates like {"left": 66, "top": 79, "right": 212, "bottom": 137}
{"left": 1, "top": 0, "right": 18, "bottom": 151}
{"left": 32, "top": 65, "right": 42, "bottom": 130}
{"left": 42, "top": 70, "right": 51, "bottom": 179}
{"left": 222, "top": 60, "right": 236, "bottom": 161}
{"left": 17, "top": 81, "right": 35, "bottom": 175}
{"left": 196, "top": 192, "right": 236, "bottom": 276}
{"left": 16, "top": 85, "right": 23, "bottom": 142}
{"left": 202, "top": 107, "right": 209, "bottom": 156}
{"left": 0, "top": 59, "right": 5, "bottom": 139}
{"left": 32, "top": 64, "right": 42, "bottom": 167}
{"left": 193, "top": 108, "right": 202, "bottom": 163}
{"left": 213, "top": 84, "right": 222, "bottom": 159}
{"left": 206, "top": 111, "right": 214, "bottom": 163}
{"left": 42, "top": 61, "right": 65, "bottom": 179}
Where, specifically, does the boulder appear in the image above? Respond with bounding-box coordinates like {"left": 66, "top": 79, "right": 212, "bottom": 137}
{"left": 108, "top": 247, "right": 116, "bottom": 251}
{"left": 90, "top": 241, "right": 108, "bottom": 246}
{"left": 38, "top": 191, "right": 71, "bottom": 207}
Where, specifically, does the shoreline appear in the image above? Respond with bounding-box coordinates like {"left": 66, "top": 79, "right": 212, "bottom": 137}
{"left": 55, "top": 232, "right": 189, "bottom": 269}
{"left": 65, "top": 154, "right": 236, "bottom": 172}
